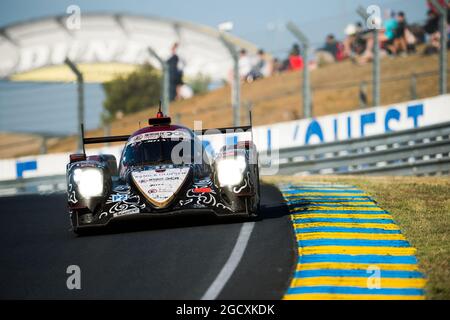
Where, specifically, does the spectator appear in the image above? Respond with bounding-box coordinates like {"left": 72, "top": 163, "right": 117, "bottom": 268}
{"left": 272, "top": 58, "right": 282, "bottom": 74}
{"left": 427, "top": 0, "right": 450, "bottom": 23}
{"left": 343, "top": 23, "right": 367, "bottom": 58}
{"left": 316, "top": 34, "right": 346, "bottom": 64}
{"left": 335, "top": 41, "right": 346, "bottom": 61}
{"left": 423, "top": 0, "right": 450, "bottom": 54}
{"left": 316, "top": 34, "right": 338, "bottom": 64}
{"left": 408, "top": 23, "right": 426, "bottom": 44}
{"left": 382, "top": 10, "right": 399, "bottom": 55}
{"left": 393, "top": 11, "right": 408, "bottom": 55}
{"left": 238, "top": 49, "right": 253, "bottom": 81}
{"left": 248, "top": 49, "right": 267, "bottom": 81}
{"left": 288, "top": 44, "right": 304, "bottom": 71}
{"left": 405, "top": 27, "right": 418, "bottom": 54}
{"left": 323, "top": 34, "right": 339, "bottom": 57}
{"left": 343, "top": 23, "right": 373, "bottom": 65}
{"left": 424, "top": 9, "right": 439, "bottom": 34}
{"left": 167, "top": 43, "right": 183, "bottom": 101}
{"left": 423, "top": 9, "right": 441, "bottom": 54}
{"left": 259, "top": 49, "right": 273, "bottom": 77}
{"left": 355, "top": 22, "right": 364, "bottom": 34}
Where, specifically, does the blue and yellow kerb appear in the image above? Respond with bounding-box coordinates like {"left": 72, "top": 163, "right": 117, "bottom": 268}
{"left": 280, "top": 183, "right": 426, "bottom": 300}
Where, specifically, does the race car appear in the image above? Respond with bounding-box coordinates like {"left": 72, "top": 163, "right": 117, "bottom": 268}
{"left": 66, "top": 109, "right": 260, "bottom": 234}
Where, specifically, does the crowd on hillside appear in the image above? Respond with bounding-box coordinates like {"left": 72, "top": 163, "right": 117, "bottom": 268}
{"left": 168, "top": 1, "right": 450, "bottom": 98}
{"left": 315, "top": 10, "right": 417, "bottom": 66}
{"left": 235, "top": 1, "right": 450, "bottom": 83}
{"left": 315, "top": 1, "right": 450, "bottom": 66}
{"left": 235, "top": 44, "right": 305, "bottom": 83}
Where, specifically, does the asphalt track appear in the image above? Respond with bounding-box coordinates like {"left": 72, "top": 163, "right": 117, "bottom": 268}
{"left": 0, "top": 183, "right": 296, "bottom": 299}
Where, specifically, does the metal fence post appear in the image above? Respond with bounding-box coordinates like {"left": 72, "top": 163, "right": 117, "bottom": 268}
{"left": 245, "top": 101, "right": 253, "bottom": 124}
{"left": 40, "top": 136, "right": 47, "bottom": 154}
{"left": 220, "top": 33, "right": 240, "bottom": 126}
{"left": 148, "top": 47, "right": 170, "bottom": 115}
{"left": 357, "top": 6, "right": 380, "bottom": 107}
{"left": 430, "top": 0, "right": 448, "bottom": 94}
{"left": 373, "top": 28, "right": 380, "bottom": 106}
{"left": 64, "top": 58, "right": 84, "bottom": 152}
{"left": 286, "top": 21, "right": 311, "bottom": 118}
{"left": 410, "top": 73, "right": 417, "bottom": 100}
{"left": 359, "top": 81, "right": 368, "bottom": 108}
{"left": 163, "top": 63, "right": 170, "bottom": 113}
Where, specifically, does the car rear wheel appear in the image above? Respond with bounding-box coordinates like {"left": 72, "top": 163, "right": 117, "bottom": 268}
{"left": 246, "top": 192, "right": 260, "bottom": 218}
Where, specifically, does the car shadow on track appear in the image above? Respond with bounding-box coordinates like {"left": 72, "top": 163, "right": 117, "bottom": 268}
{"left": 76, "top": 182, "right": 291, "bottom": 237}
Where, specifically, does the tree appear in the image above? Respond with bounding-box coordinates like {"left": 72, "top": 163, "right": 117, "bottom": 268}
{"left": 102, "top": 64, "right": 161, "bottom": 122}
{"left": 187, "top": 73, "right": 211, "bottom": 95}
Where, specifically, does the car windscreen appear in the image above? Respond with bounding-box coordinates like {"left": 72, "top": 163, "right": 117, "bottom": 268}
{"left": 122, "top": 138, "right": 194, "bottom": 166}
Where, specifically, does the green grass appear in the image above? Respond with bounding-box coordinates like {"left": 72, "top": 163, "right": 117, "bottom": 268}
{"left": 264, "top": 175, "right": 450, "bottom": 300}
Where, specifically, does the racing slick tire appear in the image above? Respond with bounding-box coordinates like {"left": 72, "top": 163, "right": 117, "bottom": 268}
{"left": 246, "top": 196, "right": 260, "bottom": 218}
{"left": 248, "top": 164, "right": 261, "bottom": 218}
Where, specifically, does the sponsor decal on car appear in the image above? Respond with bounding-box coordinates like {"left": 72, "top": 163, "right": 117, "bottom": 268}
{"left": 111, "top": 194, "right": 128, "bottom": 202}
{"left": 67, "top": 183, "right": 78, "bottom": 204}
{"left": 193, "top": 187, "right": 212, "bottom": 193}
{"left": 113, "top": 207, "right": 139, "bottom": 217}
{"left": 132, "top": 167, "right": 190, "bottom": 208}
{"left": 113, "top": 185, "right": 131, "bottom": 193}
{"left": 127, "top": 130, "right": 191, "bottom": 146}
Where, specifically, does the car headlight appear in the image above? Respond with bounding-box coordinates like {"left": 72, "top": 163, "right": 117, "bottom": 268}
{"left": 216, "top": 155, "right": 247, "bottom": 187}
{"left": 73, "top": 168, "right": 104, "bottom": 198}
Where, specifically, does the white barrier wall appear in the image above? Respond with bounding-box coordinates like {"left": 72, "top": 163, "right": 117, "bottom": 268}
{"left": 253, "top": 94, "right": 450, "bottom": 152}
{"left": 0, "top": 146, "right": 124, "bottom": 181}
{"left": 1, "top": 94, "right": 449, "bottom": 181}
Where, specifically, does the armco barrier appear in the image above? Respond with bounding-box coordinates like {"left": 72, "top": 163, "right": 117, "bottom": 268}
{"left": 2, "top": 94, "right": 450, "bottom": 181}
{"left": 262, "top": 121, "right": 450, "bottom": 176}
{"left": 1, "top": 96, "right": 450, "bottom": 195}
{"left": 0, "top": 175, "right": 66, "bottom": 196}
{"left": 1, "top": 121, "right": 449, "bottom": 197}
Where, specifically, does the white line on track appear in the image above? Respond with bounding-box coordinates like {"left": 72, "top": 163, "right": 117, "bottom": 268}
{"left": 201, "top": 221, "right": 255, "bottom": 300}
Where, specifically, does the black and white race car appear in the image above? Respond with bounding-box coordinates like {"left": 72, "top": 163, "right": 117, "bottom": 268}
{"left": 66, "top": 110, "right": 260, "bottom": 234}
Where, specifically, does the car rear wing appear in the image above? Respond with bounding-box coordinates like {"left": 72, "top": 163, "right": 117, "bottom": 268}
{"left": 194, "top": 111, "right": 254, "bottom": 140}
{"left": 80, "top": 124, "right": 130, "bottom": 154}
{"left": 79, "top": 111, "right": 254, "bottom": 154}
